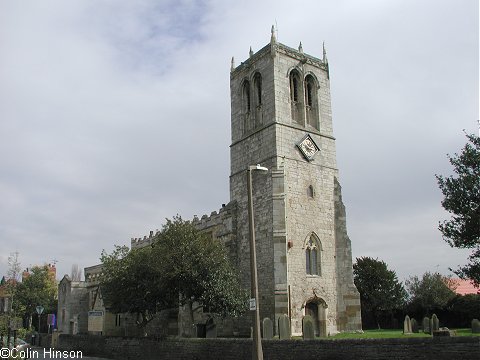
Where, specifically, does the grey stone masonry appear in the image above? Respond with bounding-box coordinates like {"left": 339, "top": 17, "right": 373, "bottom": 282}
{"left": 229, "top": 33, "right": 361, "bottom": 336}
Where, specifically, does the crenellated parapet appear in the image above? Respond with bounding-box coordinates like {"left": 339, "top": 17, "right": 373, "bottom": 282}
{"left": 193, "top": 201, "right": 238, "bottom": 261}
{"left": 130, "top": 230, "right": 160, "bottom": 250}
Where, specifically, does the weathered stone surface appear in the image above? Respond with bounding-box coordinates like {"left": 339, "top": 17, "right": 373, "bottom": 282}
{"left": 411, "top": 318, "right": 418, "bottom": 333}
{"left": 278, "top": 314, "right": 291, "bottom": 340}
{"left": 228, "top": 36, "right": 361, "bottom": 337}
{"left": 472, "top": 319, "right": 480, "bottom": 334}
{"left": 431, "top": 314, "right": 439, "bottom": 332}
{"left": 403, "top": 315, "right": 412, "bottom": 334}
{"left": 262, "top": 318, "right": 273, "bottom": 340}
{"left": 302, "top": 315, "right": 315, "bottom": 340}
{"left": 423, "top": 317, "right": 431, "bottom": 334}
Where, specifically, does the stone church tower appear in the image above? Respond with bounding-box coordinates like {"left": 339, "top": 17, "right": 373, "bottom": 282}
{"left": 228, "top": 29, "right": 361, "bottom": 336}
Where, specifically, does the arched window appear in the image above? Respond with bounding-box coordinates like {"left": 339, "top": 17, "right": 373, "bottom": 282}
{"left": 242, "top": 80, "right": 251, "bottom": 133}
{"left": 289, "top": 70, "right": 304, "bottom": 125}
{"left": 254, "top": 72, "right": 262, "bottom": 106}
{"left": 242, "top": 80, "right": 251, "bottom": 113}
{"left": 305, "top": 234, "right": 321, "bottom": 275}
{"left": 253, "top": 72, "right": 263, "bottom": 127}
{"left": 304, "top": 74, "right": 319, "bottom": 130}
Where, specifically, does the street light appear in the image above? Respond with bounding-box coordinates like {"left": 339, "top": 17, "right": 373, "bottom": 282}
{"left": 247, "top": 164, "right": 268, "bottom": 360}
{"left": 36, "top": 305, "right": 44, "bottom": 333}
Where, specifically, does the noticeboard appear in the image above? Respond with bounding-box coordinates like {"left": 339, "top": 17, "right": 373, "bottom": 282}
{"left": 88, "top": 310, "right": 104, "bottom": 332}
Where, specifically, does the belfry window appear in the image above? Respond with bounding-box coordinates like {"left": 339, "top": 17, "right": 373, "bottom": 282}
{"left": 289, "top": 70, "right": 304, "bottom": 125}
{"left": 305, "top": 235, "right": 321, "bottom": 276}
{"left": 305, "top": 74, "right": 319, "bottom": 130}
{"left": 254, "top": 72, "right": 262, "bottom": 106}
{"left": 242, "top": 80, "right": 251, "bottom": 134}
{"left": 253, "top": 72, "right": 263, "bottom": 127}
{"left": 243, "top": 80, "right": 251, "bottom": 113}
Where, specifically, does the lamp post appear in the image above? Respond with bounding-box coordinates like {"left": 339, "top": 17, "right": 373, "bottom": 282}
{"left": 247, "top": 164, "right": 268, "bottom": 360}
{"left": 36, "top": 305, "right": 44, "bottom": 333}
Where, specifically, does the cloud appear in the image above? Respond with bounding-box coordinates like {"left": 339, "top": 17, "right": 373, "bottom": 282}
{"left": 0, "top": 0, "right": 477, "bottom": 283}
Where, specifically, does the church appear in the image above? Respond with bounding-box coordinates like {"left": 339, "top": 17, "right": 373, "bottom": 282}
{"left": 58, "top": 29, "right": 361, "bottom": 337}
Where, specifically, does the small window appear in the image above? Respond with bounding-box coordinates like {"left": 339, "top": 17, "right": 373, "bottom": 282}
{"left": 307, "top": 185, "right": 315, "bottom": 198}
{"left": 115, "top": 314, "right": 121, "bottom": 327}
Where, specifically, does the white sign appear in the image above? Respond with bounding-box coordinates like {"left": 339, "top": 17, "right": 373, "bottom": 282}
{"left": 249, "top": 298, "right": 256, "bottom": 311}
{"left": 88, "top": 310, "right": 104, "bottom": 332}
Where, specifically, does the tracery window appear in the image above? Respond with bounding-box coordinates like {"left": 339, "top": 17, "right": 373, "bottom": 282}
{"left": 289, "top": 70, "right": 304, "bottom": 125}
{"left": 253, "top": 72, "right": 263, "bottom": 127}
{"left": 305, "top": 235, "right": 321, "bottom": 276}
{"left": 305, "top": 74, "right": 319, "bottom": 130}
{"left": 242, "top": 80, "right": 251, "bottom": 133}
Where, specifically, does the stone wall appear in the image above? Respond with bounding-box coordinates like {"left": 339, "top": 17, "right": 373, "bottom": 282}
{"left": 57, "top": 334, "right": 480, "bottom": 360}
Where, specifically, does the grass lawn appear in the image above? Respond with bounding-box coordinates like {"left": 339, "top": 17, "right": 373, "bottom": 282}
{"left": 329, "top": 329, "right": 480, "bottom": 339}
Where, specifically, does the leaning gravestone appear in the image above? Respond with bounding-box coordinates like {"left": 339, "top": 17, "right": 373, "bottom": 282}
{"left": 431, "top": 314, "right": 439, "bottom": 332}
{"left": 403, "top": 315, "right": 412, "bottom": 334}
{"left": 302, "top": 315, "right": 315, "bottom": 340}
{"left": 411, "top": 318, "right": 418, "bottom": 333}
{"left": 278, "top": 314, "right": 291, "bottom": 340}
{"left": 472, "top": 319, "right": 480, "bottom": 334}
{"left": 423, "top": 317, "right": 430, "bottom": 334}
{"left": 262, "top": 318, "right": 273, "bottom": 340}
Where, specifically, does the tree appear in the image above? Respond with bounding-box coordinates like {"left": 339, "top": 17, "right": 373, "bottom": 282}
{"left": 151, "top": 216, "right": 248, "bottom": 336}
{"left": 100, "top": 245, "right": 174, "bottom": 334}
{"left": 353, "top": 257, "right": 407, "bottom": 329}
{"left": 436, "top": 133, "right": 480, "bottom": 285}
{"left": 4, "top": 252, "right": 21, "bottom": 316}
{"left": 405, "top": 272, "right": 456, "bottom": 316}
{"left": 7, "top": 252, "right": 21, "bottom": 283}
{"left": 14, "top": 265, "right": 57, "bottom": 329}
{"left": 99, "top": 216, "right": 247, "bottom": 337}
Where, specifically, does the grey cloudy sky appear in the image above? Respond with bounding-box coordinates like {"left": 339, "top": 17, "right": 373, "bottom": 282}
{"left": 0, "top": 0, "right": 478, "bottom": 282}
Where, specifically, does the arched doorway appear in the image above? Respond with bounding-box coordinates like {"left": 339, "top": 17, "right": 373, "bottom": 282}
{"left": 305, "top": 298, "right": 327, "bottom": 337}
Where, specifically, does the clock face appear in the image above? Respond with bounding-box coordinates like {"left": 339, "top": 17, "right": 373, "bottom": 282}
{"left": 297, "top": 134, "right": 319, "bottom": 161}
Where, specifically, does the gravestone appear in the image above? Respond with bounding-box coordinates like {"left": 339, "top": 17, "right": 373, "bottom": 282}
{"left": 278, "top": 314, "right": 291, "bottom": 340}
{"left": 205, "top": 318, "right": 217, "bottom": 338}
{"left": 423, "top": 317, "right": 430, "bottom": 334}
{"left": 472, "top": 319, "right": 480, "bottom": 334}
{"left": 431, "top": 314, "right": 439, "bottom": 332}
{"left": 411, "top": 318, "right": 418, "bottom": 333}
{"left": 262, "top": 318, "right": 273, "bottom": 339}
{"left": 302, "top": 315, "right": 315, "bottom": 340}
{"left": 403, "top": 315, "right": 412, "bottom": 334}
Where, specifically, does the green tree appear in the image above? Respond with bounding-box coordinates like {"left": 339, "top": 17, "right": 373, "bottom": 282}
{"left": 100, "top": 245, "right": 175, "bottom": 334}
{"left": 14, "top": 265, "right": 57, "bottom": 330}
{"left": 405, "top": 272, "right": 456, "bottom": 316}
{"left": 353, "top": 257, "right": 407, "bottom": 329}
{"left": 151, "top": 216, "right": 248, "bottom": 337}
{"left": 99, "top": 216, "right": 247, "bottom": 337}
{"left": 436, "top": 133, "right": 480, "bottom": 285}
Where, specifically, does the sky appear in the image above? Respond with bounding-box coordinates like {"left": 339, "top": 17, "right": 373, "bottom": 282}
{"left": 0, "top": 0, "right": 478, "bottom": 284}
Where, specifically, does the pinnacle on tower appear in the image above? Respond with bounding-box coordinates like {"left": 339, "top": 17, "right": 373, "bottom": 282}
{"left": 298, "top": 42, "right": 303, "bottom": 53}
{"left": 249, "top": 46, "right": 253, "bottom": 57}
{"left": 230, "top": 57, "right": 235, "bottom": 72}
{"left": 270, "top": 25, "right": 276, "bottom": 43}
{"left": 323, "top": 41, "right": 328, "bottom": 63}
